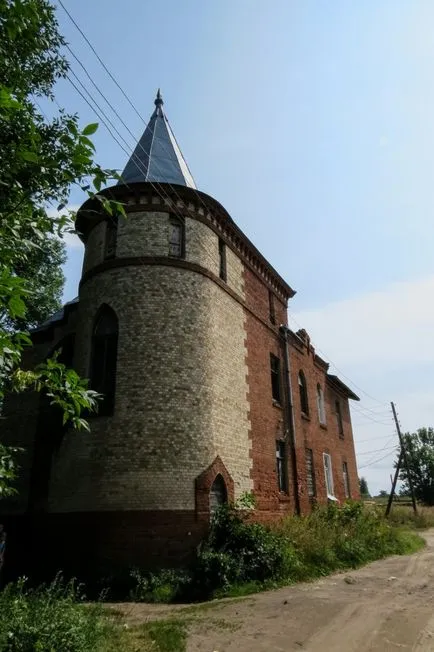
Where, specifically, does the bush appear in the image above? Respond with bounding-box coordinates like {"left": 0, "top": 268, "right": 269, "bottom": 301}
{"left": 189, "top": 499, "right": 424, "bottom": 599}
{"left": 0, "top": 575, "right": 108, "bottom": 652}
{"left": 129, "top": 568, "right": 191, "bottom": 603}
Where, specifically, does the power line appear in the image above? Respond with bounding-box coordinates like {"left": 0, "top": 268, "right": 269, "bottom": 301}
{"left": 287, "top": 311, "right": 388, "bottom": 409}
{"left": 59, "top": 1, "right": 212, "bottom": 220}
{"left": 356, "top": 445, "right": 397, "bottom": 456}
{"left": 355, "top": 432, "right": 399, "bottom": 444}
{"left": 65, "top": 71, "right": 187, "bottom": 225}
{"left": 65, "top": 46, "right": 195, "bottom": 218}
{"left": 58, "top": 0, "right": 143, "bottom": 122}
{"left": 358, "top": 449, "right": 398, "bottom": 469}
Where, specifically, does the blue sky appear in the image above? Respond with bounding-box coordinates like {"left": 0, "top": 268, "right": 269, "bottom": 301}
{"left": 53, "top": 0, "right": 434, "bottom": 495}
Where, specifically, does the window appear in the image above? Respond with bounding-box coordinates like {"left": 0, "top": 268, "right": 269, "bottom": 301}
{"left": 218, "top": 238, "right": 227, "bottom": 281}
{"left": 298, "top": 371, "right": 309, "bottom": 415}
{"left": 276, "top": 441, "right": 288, "bottom": 492}
{"left": 90, "top": 305, "right": 118, "bottom": 416}
{"left": 323, "top": 453, "right": 334, "bottom": 497}
{"left": 317, "top": 384, "right": 326, "bottom": 425}
{"left": 105, "top": 217, "right": 118, "bottom": 259}
{"left": 270, "top": 354, "right": 282, "bottom": 403}
{"left": 305, "top": 448, "right": 316, "bottom": 497}
{"left": 268, "top": 290, "right": 276, "bottom": 324}
{"left": 169, "top": 217, "right": 184, "bottom": 257}
{"left": 335, "top": 400, "right": 344, "bottom": 437}
{"left": 210, "top": 475, "right": 227, "bottom": 515}
{"left": 343, "top": 462, "right": 350, "bottom": 498}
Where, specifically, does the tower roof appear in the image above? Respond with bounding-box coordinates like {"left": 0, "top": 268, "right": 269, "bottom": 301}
{"left": 118, "top": 90, "right": 196, "bottom": 188}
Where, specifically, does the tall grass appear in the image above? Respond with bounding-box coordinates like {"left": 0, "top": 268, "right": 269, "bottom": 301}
{"left": 0, "top": 575, "right": 109, "bottom": 651}
{"left": 128, "top": 500, "right": 425, "bottom": 602}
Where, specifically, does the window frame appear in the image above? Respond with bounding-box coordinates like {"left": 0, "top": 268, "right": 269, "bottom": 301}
{"left": 298, "top": 371, "right": 309, "bottom": 416}
{"left": 305, "top": 448, "right": 316, "bottom": 498}
{"left": 168, "top": 215, "right": 185, "bottom": 258}
{"left": 323, "top": 452, "right": 335, "bottom": 498}
{"left": 104, "top": 216, "right": 118, "bottom": 260}
{"left": 209, "top": 474, "right": 228, "bottom": 515}
{"left": 317, "top": 384, "right": 326, "bottom": 425}
{"left": 268, "top": 289, "right": 276, "bottom": 324}
{"left": 270, "top": 353, "right": 282, "bottom": 404}
{"left": 276, "top": 440, "right": 288, "bottom": 493}
{"left": 335, "top": 400, "right": 344, "bottom": 437}
{"left": 89, "top": 305, "right": 119, "bottom": 417}
{"left": 342, "top": 461, "right": 350, "bottom": 499}
{"left": 218, "top": 237, "right": 227, "bottom": 281}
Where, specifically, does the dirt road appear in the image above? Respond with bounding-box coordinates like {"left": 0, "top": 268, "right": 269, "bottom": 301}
{"left": 187, "top": 529, "right": 434, "bottom": 651}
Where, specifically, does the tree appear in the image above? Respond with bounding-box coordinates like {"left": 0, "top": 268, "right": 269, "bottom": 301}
{"left": 378, "top": 490, "right": 388, "bottom": 498}
{"left": 397, "top": 428, "right": 434, "bottom": 506}
{"left": 5, "top": 228, "right": 66, "bottom": 332}
{"left": 359, "top": 477, "right": 370, "bottom": 497}
{"left": 0, "top": 0, "right": 125, "bottom": 496}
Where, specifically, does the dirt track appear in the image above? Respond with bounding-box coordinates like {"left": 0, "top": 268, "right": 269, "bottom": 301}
{"left": 186, "top": 529, "right": 434, "bottom": 651}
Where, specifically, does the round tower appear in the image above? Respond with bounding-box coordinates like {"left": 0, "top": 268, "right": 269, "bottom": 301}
{"left": 48, "top": 92, "right": 253, "bottom": 566}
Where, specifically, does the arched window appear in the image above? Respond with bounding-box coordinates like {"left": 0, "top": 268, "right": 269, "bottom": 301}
{"left": 335, "top": 400, "right": 344, "bottom": 437}
{"left": 90, "top": 305, "right": 118, "bottom": 416}
{"left": 298, "top": 371, "right": 309, "bottom": 415}
{"left": 317, "top": 384, "right": 326, "bottom": 425}
{"left": 209, "top": 474, "right": 227, "bottom": 515}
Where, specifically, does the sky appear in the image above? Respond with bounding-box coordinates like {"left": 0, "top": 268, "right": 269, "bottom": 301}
{"left": 51, "top": 0, "right": 434, "bottom": 496}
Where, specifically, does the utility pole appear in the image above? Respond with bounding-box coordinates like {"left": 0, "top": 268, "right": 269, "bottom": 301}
{"left": 390, "top": 402, "right": 418, "bottom": 514}
{"left": 385, "top": 449, "right": 402, "bottom": 517}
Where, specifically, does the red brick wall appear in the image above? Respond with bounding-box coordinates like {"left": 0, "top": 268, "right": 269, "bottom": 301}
{"left": 243, "top": 266, "right": 360, "bottom": 520}
{"left": 289, "top": 337, "right": 360, "bottom": 513}
{"left": 244, "top": 267, "right": 295, "bottom": 515}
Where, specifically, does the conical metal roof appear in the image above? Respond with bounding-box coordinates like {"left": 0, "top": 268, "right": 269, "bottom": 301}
{"left": 118, "top": 90, "right": 196, "bottom": 188}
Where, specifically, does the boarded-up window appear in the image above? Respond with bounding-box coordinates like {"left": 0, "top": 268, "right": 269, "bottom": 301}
{"left": 343, "top": 462, "right": 350, "bottom": 498}
{"left": 306, "top": 448, "right": 316, "bottom": 497}
{"left": 210, "top": 475, "right": 227, "bottom": 514}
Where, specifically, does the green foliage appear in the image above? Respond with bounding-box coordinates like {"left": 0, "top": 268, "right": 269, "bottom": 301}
{"left": 359, "top": 476, "right": 370, "bottom": 497}
{"left": 129, "top": 569, "right": 190, "bottom": 604}
{"left": 142, "top": 620, "right": 187, "bottom": 652}
{"left": 0, "top": 0, "right": 127, "bottom": 494}
{"left": 0, "top": 443, "right": 22, "bottom": 497}
{"left": 397, "top": 428, "right": 434, "bottom": 505}
{"left": 130, "top": 500, "right": 424, "bottom": 603}
{"left": 0, "top": 575, "right": 108, "bottom": 651}
{"left": 386, "top": 505, "right": 434, "bottom": 530}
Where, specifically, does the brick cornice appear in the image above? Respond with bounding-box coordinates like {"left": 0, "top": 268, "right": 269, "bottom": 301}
{"left": 76, "top": 182, "right": 295, "bottom": 302}
{"left": 79, "top": 255, "right": 283, "bottom": 338}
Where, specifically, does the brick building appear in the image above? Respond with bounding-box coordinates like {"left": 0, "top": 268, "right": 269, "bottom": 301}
{"left": 1, "top": 91, "right": 360, "bottom": 573}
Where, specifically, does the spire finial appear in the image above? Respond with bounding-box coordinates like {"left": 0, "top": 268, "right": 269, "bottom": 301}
{"left": 155, "top": 88, "right": 163, "bottom": 107}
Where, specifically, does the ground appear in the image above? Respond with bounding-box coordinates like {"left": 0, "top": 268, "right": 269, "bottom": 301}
{"left": 114, "top": 529, "right": 434, "bottom": 651}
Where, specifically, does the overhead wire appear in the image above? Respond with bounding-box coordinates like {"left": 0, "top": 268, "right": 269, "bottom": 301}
{"left": 60, "top": 2, "right": 398, "bottom": 432}
{"left": 358, "top": 449, "right": 398, "bottom": 469}
{"left": 58, "top": 1, "right": 213, "bottom": 220}
{"left": 286, "top": 311, "right": 388, "bottom": 411}
{"left": 65, "top": 71, "right": 187, "bottom": 225}
{"left": 65, "top": 44, "right": 197, "bottom": 218}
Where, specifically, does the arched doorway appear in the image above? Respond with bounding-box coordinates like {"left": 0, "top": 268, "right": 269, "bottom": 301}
{"left": 209, "top": 474, "right": 228, "bottom": 515}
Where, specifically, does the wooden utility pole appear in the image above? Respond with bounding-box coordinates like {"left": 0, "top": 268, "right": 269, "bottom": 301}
{"left": 390, "top": 402, "right": 418, "bottom": 514}
{"left": 385, "top": 449, "right": 402, "bottom": 517}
